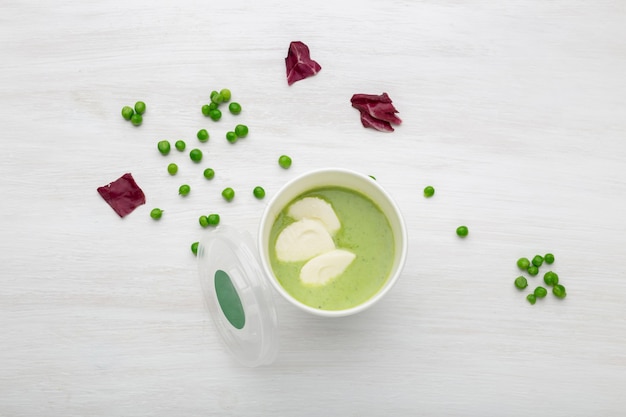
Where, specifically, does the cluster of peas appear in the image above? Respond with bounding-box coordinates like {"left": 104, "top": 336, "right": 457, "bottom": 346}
{"left": 514, "top": 253, "right": 567, "bottom": 304}
{"left": 121, "top": 101, "right": 146, "bottom": 126}
{"left": 422, "top": 185, "right": 469, "bottom": 238}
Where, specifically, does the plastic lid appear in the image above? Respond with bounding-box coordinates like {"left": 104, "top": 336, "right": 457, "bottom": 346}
{"left": 197, "top": 226, "right": 279, "bottom": 367}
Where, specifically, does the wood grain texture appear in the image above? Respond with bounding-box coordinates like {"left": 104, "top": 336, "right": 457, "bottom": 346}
{"left": 1, "top": 0, "right": 625, "bottom": 416}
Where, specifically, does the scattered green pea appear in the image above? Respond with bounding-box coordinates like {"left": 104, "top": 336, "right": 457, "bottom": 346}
{"left": 209, "top": 109, "right": 222, "bottom": 121}
{"left": 179, "top": 184, "right": 191, "bottom": 196}
{"left": 532, "top": 255, "right": 544, "bottom": 267}
{"left": 514, "top": 276, "right": 528, "bottom": 290}
{"left": 130, "top": 113, "right": 143, "bottom": 126}
{"left": 543, "top": 271, "right": 559, "bottom": 286}
{"left": 207, "top": 214, "right": 220, "bottom": 226}
{"left": 134, "top": 101, "right": 146, "bottom": 115}
{"left": 175, "top": 140, "right": 186, "bottom": 152}
{"left": 234, "top": 124, "right": 248, "bottom": 138}
{"left": 203, "top": 168, "right": 215, "bottom": 180}
{"left": 201, "top": 104, "right": 211, "bottom": 116}
{"left": 222, "top": 187, "right": 235, "bottom": 202}
{"left": 226, "top": 131, "right": 237, "bottom": 143}
{"left": 526, "top": 294, "right": 536, "bottom": 305}
{"left": 191, "top": 241, "right": 199, "bottom": 256}
{"left": 220, "top": 88, "right": 231, "bottom": 102}
{"left": 150, "top": 208, "right": 163, "bottom": 220}
{"left": 456, "top": 225, "right": 468, "bottom": 238}
{"left": 534, "top": 286, "right": 548, "bottom": 298}
{"left": 211, "top": 92, "right": 224, "bottom": 104}
{"left": 423, "top": 186, "right": 435, "bottom": 198}
{"left": 229, "top": 102, "right": 241, "bottom": 115}
{"left": 167, "top": 163, "right": 178, "bottom": 175}
{"left": 210, "top": 90, "right": 218, "bottom": 100}
{"left": 189, "top": 148, "right": 202, "bottom": 162}
{"left": 197, "top": 129, "right": 209, "bottom": 142}
{"left": 157, "top": 140, "right": 171, "bottom": 155}
{"left": 208, "top": 102, "right": 218, "bottom": 111}
{"left": 199, "top": 215, "right": 209, "bottom": 228}
{"left": 253, "top": 186, "right": 265, "bottom": 199}
{"left": 527, "top": 265, "right": 539, "bottom": 276}
{"left": 121, "top": 106, "right": 134, "bottom": 120}
{"left": 517, "top": 257, "right": 531, "bottom": 270}
{"left": 553, "top": 284, "right": 567, "bottom": 299}
{"left": 278, "top": 155, "right": 292, "bottom": 169}
{"left": 544, "top": 253, "right": 555, "bottom": 264}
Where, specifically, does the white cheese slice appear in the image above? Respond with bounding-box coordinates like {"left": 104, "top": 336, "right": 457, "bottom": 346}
{"left": 275, "top": 218, "right": 336, "bottom": 262}
{"left": 300, "top": 249, "right": 356, "bottom": 286}
{"left": 287, "top": 197, "right": 341, "bottom": 235}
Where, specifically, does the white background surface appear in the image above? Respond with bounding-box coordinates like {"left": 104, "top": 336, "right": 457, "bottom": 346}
{"left": 1, "top": 0, "right": 625, "bottom": 415}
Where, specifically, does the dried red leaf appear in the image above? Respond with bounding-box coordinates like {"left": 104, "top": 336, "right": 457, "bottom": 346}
{"left": 359, "top": 111, "right": 395, "bottom": 132}
{"left": 97, "top": 173, "right": 146, "bottom": 218}
{"left": 285, "top": 41, "right": 322, "bottom": 85}
{"left": 351, "top": 92, "right": 402, "bottom": 132}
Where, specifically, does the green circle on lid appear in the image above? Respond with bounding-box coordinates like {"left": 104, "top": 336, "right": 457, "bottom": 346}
{"left": 214, "top": 269, "right": 245, "bottom": 330}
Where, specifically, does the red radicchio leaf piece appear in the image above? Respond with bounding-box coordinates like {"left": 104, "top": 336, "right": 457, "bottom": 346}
{"left": 351, "top": 92, "right": 402, "bottom": 132}
{"left": 97, "top": 173, "right": 146, "bottom": 218}
{"left": 285, "top": 41, "right": 322, "bottom": 85}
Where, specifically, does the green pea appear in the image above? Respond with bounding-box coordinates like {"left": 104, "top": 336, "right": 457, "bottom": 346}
{"left": 526, "top": 294, "right": 536, "bottom": 305}
{"left": 210, "top": 90, "right": 218, "bottom": 100}
{"left": 532, "top": 255, "right": 544, "bottom": 267}
{"left": 234, "top": 124, "right": 248, "bottom": 138}
{"left": 209, "top": 109, "right": 222, "bottom": 121}
{"left": 226, "top": 131, "right": 237, "bottom": 143}
{"left": 175, "top": 140, "right": 186, "bottom": 152}
{"left": 201, "top": 104, "right": 211, "bottom": 116}
{"left": 527, "top": 265, "right": 539, "bottom": 276}
{"left": 229, "top": 102, "right": 241, "bottom": 115}
{"left": 167, "top": 163, "right": 178, "bottom": 175}
{"left": 544, "top": 253, "right": 555, "bottom": 264}
{"left": 278, "top": 155, "right": 292, "bottom": 169}
{"left": 220, "top": 88, "right": 231, "bottom": 102}
{"left": 543, "top": 271, "right": 559, "bottom": 286}
{"left": 130, "top": 113, "right": 142, "bottom": 126}
{"left": 534, "top": 286, "right": 548, "bottom": 298}
{"left": 150, "top": 208, "right": 163, "bottom": 220}
{"left": 208, "top": 214, "right": 220, "bottom": 226}
{"left": 121, "top": 106, "right": 134, "bottom": 120}
{"left": 253, "top": 186, "right": 265, "bottom": 199}
{"left": 134, "top": 101, "right": 146, "bottom": 115}
{"left": 189, "top": 148, "right": 202, "bottom": 162}
{"left": 179, "top": 184, "right": 191, "bottom": 196}
{"left": 211, "top": 92, "right": 224, "bottom": 104}
{"left": 456, "top": 225, "right": 468, "bottom": 238}
{"left": 197, "top": 129, "right": 209, "bottom": 142}
{"left": 199, "top": 215, "right": 209, "bottom": 228}
{"left": 203, "top": 168, "right": 215, "bottom": 180}
{"left": 517, "top": 257, "right": 531, "bottom": 270}
{"left": 157, "top": 140, "right": 171, "bottom": 155}
{"left": 423, "top": 186, "right": 435, "bottom": 198}
{"left": 553, "top": 284, "right": 567, "bottom": 299}
{"left": 222, "top": 187, "right": 235, "bottom": 202}
{"left": 208, "top": 102, "right": 218, "bottom": 111}
{"left": 191, "top": 241, "right": 199, "bottom": 256}
{"left": 514, "top": 276, "right": 528, "bottom": 290}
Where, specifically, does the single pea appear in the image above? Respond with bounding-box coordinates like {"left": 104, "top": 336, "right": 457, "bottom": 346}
{"left": 253, "top": 186, "right": 265, "bottom": 199}
{"left": 553, "top": 284, "right": 567, "bottom": 299}
{"left": 130, "top": 113, "right": 143, "bottom": 126}
{"left": 278, "top": 155, "right": 292, "bottom": 169}
{"left": 456, "top": 225, "right": 469, "bottom": 238}
{"left": 517, "top": 257, "right": 531, "bottom": 270}
{"left": 203, "top": 168, "right": 215, "bottom": 180}
{"left": 175, "top": 140, "right": 186, "bottom": 152}
{"left": 526, "top": 294, "right": 537, "bottom": 305}
{"left": 220, "top": 88, "right": 231, "bottom": 102}
{"left": 209, "top": 109, "right": 222, "bottom": 121}
{"left": 229, "top": 102, "right": 242, "bottom": 115}
{"left": 210, "top": 90, "right": 218, "bottom": 100}
{"left": 134, "top": 101, "right": 146, "bottom": 115}
{"left": 226, "top": 131, "right": 238, "bottom": 143}
{"left": 197, "top": 129, "right": 209, "bottom": 142}
{"left": 150, "top": 208, "right": 163, "bottom": 220}
{"left": 199, "top": 215, "right": 209, "bottom": 228}
{"left": 234, "top": 124, "right": 248, "bottom": 138}
{"left": 121, "top": 106, "right": 134, "bottom": 120}
{"left": 222, "top": 187, "right": 235, "bottom": 202}
{"left": 544, "top": 253, "right": 555, "bottom": 264}
{"left": 527, "top": 265, "right": 539, "bottom": 276}
{"left": 534, "top": 286, "right": 548, "bottom": 298}
{"left": 514, "top": 276, "right": 528, "bottom": 290}
{"left": 157, "top": 140, "right": 171, "bottom": 155}
{"left": 208, "top": 102, "right": 218, "bottom": 111}
{"left": 179, "top": 184, "right": 191, "bottom": 196}
{"left": 201, "top": 104, "right": 211, "bottom": 116}
{"left": 167, "top": 163, "right": 178, "bottom": 175}
{"left": 532, "top": 255, "right": 544, "bottom": 267}
{"left": 207, "top": 213, "right": 220, "bottom": 226}
{"left": 191, "top": 241, "right": 199, "bottom": 256}
{"left": 543, "top": 271, "right": 559, "bottom": 286}
{"left": 189, "top": 148, "right": 203, "bottom": 162}
{"left": 211, "top": 93, "right": 224, "bottom": 104}
{"left": 423, "top": 186, "right": 435, "bottom": 198}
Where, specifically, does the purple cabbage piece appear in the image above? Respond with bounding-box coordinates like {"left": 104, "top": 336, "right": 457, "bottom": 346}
{"left": 97, "top": 173, "right": 146, "bottom": 218}
{"left": 285, "top": 41, "right": 322, "bottom": 85}
{"left": 351, "top": 92, "right": 402, "bottom": 132}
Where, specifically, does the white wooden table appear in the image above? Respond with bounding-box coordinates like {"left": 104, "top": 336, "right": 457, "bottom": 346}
{"left": 2, "top": 1, "right": 625, "bottom": 415}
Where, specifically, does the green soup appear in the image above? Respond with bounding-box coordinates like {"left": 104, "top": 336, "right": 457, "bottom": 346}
{"left": 269, "top": 186, "right": 395, "bottom": 311}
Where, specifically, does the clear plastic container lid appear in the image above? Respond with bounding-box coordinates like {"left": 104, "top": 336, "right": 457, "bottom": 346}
{"left": 197, "top": 226, "right": 279, "bottom": 367}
